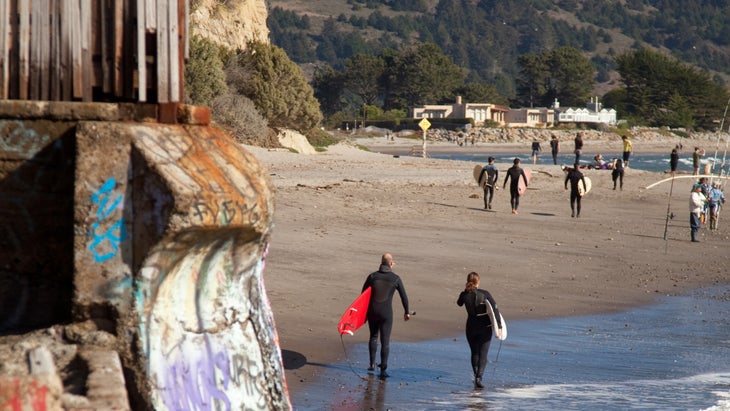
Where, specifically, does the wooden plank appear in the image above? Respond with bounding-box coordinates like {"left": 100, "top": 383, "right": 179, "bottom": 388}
{"left": 81, "top": 0, "right": 92, "bottom": 100}
{"left": 100, "top": 0, "right": 112, "bottom": 93}
{"left": 0, "top": 0, "right": 8, "bottom": 98}
{"left": 168, "top": 0, "right": 179, "bottom": 102}
{"left": 29, "top": 0, "right": 42, "bottom": 99}
{"left": 60, "top": 0, "right": 72, "bottom": 100}
{"left": 113, "top": 0, "right": 123, "bottom": 96}
{"left": 18, "top": 0, "right": 29, "bottom": 99}
{"left": 122, "top": 0, "right": 134, "bottom": 98}
{"left": 145, "top": 0, "right": 156, "bottom": 31}
{"left": 50, "top": 0, "right": 61, "bottom": 100}
{"left": 136, "top": 0, "right": 146, "bottom": 101}
{"left": 39, "top": 0, "right": 51, "bottom": 100}
{"left": 156, "top": 0, "right": 169, "bottom": 102}
{"left": 70, "top": 0, "right": 82, "bottom": 98}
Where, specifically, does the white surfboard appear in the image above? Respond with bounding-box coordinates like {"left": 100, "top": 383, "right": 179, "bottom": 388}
{"left": 485, "top": 300, "right": 507, "bottom": 341}
{"left": 578, "top": 176, "right": 592, "bottom": 196}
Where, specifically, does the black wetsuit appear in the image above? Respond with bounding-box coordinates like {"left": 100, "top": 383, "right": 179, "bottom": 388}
{"left": 478, "top": 164, "right": 499, "bottom": 209}
{"left": 457, "top": 289, "right": 501, "bottom": 379}
{"left": 362, "top": 265, "right": 409, "bottom": 372}
{"left": 565, "top": 168, "right": 587, "bottom": 217}
{"left": 612, "top": 160, "right": 625, "bottom": 190}
{"left": 503, "top": 166, "right": 528, "bottom": 211}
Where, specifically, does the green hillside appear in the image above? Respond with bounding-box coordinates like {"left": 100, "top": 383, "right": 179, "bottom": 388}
{"left": 268, "top": 0, "right": 730, "bottom": 101}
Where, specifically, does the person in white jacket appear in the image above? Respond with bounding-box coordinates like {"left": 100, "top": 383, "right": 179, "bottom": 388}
{"left": 689, "top": 183, "right": 707, "bottom": 242}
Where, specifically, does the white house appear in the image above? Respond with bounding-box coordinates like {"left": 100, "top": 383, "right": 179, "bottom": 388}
{"left": 553, "top": 97, "right": 617, "bottom": 126}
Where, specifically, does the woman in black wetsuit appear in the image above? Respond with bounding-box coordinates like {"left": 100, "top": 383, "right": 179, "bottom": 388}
{"left": 457, "top": 272, "right": 502, "bottom": 389}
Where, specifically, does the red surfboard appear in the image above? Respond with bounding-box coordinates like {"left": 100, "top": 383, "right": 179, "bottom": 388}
{"left": 338, "top": 287, "right": 371, "bottom": 335}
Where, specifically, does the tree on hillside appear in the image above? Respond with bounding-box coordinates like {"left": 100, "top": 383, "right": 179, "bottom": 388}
{"left": 312, "top": 65, "right": 346, "bottom": 117}
{"left": 515, "top": 47, "right": 594, "bottom": 108}
{"left": 344, "top": 54, "right": 386, "bottom": 105}
{"left": 615, "top": 48, "right": 729, "bottom": 129}
{"left": 543, "top": 47, "right": 594, "bottom": 107}
{"left": 226, "top": 41, "right": 323, "bottom": 132}
{"left": 382, "top": 43, "right": 465, "bottom": 110}
{"left": 184, "top": 35, "right": 228, "bottom": 106}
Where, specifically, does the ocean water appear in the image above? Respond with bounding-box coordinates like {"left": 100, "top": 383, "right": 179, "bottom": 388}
{"left": 428, "top": 152, "right": 730, "bottom": 175}
{"left": 290, "top": 286, "right": 730, "bottom": 411}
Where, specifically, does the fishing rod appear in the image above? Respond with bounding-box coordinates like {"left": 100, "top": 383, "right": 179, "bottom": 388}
{"left": 663, "top": 175, "right": 676, "bottom": 253}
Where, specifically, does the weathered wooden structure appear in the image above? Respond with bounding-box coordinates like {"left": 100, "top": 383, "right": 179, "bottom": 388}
{"left": 0, "top": 0, "right": 188, "bottom": 103}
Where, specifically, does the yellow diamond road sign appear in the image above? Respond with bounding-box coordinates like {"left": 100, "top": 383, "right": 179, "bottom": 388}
{"left": 418, "top": 118, "right": 431, "bottom": 131}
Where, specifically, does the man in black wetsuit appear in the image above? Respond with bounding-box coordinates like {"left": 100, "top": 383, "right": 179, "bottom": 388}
{"left": 502, "top": 158, "right": 528, "bottom": 214}
{"left": 362, "top": 253, "right": 410, "bottom": 378}
{"left": 564, "top": 163, "right": 587, "bottom": 218}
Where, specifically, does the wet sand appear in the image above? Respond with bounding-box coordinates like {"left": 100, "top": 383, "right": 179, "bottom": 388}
{"left": 244, "top": 135, "right": 730, "bottom": 401}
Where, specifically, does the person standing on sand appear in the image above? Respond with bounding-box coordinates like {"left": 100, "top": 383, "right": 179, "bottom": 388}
{"left": 612, "top": 159, "right": 625, "bottom": 190}
{"left": 565, "top": 163, "right": 587, "bottom": 218}
{"left": 478, "top": 157, "right": 499, "bottom": 210}
{"left": 670, "top": 147, "right": 679, "bottom": 175}
{"left": 457, "top": 272, "right": 502, "bottom": 389}
{"left": 574, "top": 132, "right": 584, "bottom": 164}
{"left": 503, "top": 158, "right": 528, "bottom": 214}
{"left": 707, "top": 182, "right": 725, "bottom": 230}
{"left": 362, "top": 253, "right": 410, "bottom": 378}
{"left": 622, "top": 135, "right": 633, "bottom": 168}
{"left": 693, "top": 147, "right": 703, "bottom": 175}
{"left": 531, "top": 139, "right": 541, "bottom": 164}
{"left": 690, "top": 184, "right": 706, "bottom": 242}
{"left": 550, "top": 134, "right": 560, "bottom": 165}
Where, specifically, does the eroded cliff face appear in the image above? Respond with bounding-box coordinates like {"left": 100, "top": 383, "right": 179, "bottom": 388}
{"left": 190, "top": 0, "right": 269, "bottom": 51}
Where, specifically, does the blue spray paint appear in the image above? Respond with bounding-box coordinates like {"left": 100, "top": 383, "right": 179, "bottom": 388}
{"left": 88, "top": 177, "right": 126, "bottom": 263}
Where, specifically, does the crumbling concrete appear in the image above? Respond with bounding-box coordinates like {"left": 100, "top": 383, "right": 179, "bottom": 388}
{"left": 0, "top": 101, "right": 289, "bottom": 410}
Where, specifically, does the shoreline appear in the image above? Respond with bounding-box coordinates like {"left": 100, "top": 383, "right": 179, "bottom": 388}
{"left": 247, "top": 139, "right": 730, "bottom": 399}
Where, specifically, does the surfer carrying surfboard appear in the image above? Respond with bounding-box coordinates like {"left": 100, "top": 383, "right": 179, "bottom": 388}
{"left": 565, "top": 163, "right": 588, "bottom": 218}
{"left": 478, "top": 157, "right": 499, "bottom": 210}
{"left": 503, "top": 158, "right": 529, "bottom": 214}
{"left": 361, "top": 253, "right": 411, "bottom": 378}
{"left": 456, "top": 272, "right": 503, "bottom": 389}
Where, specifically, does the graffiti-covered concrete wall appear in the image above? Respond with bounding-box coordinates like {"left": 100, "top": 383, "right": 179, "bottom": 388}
{"left": 0, "top": 101, "right": 290, "bottom": 410}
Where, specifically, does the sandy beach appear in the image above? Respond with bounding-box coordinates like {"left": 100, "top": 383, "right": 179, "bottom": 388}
{"left": 245, "top": 134, "right": 730, "bottom": 399}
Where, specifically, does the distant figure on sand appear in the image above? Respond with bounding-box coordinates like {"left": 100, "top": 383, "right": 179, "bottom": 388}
{"left": 693, "top": 147, "right": 704, "bottom": 175}
{"left": 622, "top": 135, "right": 633, "bottom": 167}
{"left": 612, "top": 159, "right": 625, "bottom": 190}
{"left": 478, "top": 157, "right": 499, "bottom": 210}
{"left": 362, "top": 253, "right": 410, "bottom": 378}
{"left": 550, "top": 134, "right": 560, "bottom": 165}
{"left": 670, "top": 147, "right": 679, "bottom": 175}
{"left": 531, "top": 139, "right": 541, "bottom": 164}
{"left": 503, "top": 158, "right": 528, "bottom": 214}
{"left": 565, "top": 163, "right": 587, "bottom": 218}
{"left": 689, "top": 184, "right": 706, "bottom": 242}
{"left": 457, "top": 272, "right": 502, "bottom": 389}
{"left": 574, "top": 132, "right": 584, "bottom": 164}
{"left": 707, "top": 182, "right": 725, "bottom": 230}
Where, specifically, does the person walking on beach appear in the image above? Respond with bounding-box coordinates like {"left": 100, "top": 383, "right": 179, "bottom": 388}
{"left": 362, "top": 253, "right": 410, "bottom": 378}
{"left": 574, "top": 132, "right": 584, "bottom": 164}
{"left": 531, "top": 139, "right": 541, "bottom": 164}
{"left": 612, "top": 159, "right": 625, "bottom": 190}
{"left": 670, "top": 147, "right": 679, "bottom": 175}
{"left": 565, "top": 163, "right": 587, "bottom": 218}
{"left": 690, "top": 184, "right": 706, "bottom": 242}
{"left": 693, "top": 147, "right": 703, "bottom": 175}
{"left": 550, "top": 134, "right": 560, "bottom": 165}
{"left": 503, "top": 158, "right": 528, "bottom": 214}
{"left": 707, "top": 182, "right": 725, "bottom": 230}
{"left": 622, "top": 135, "right": 633, "bottom": 168}
{"left": 478, "top": 157, "right": 499, "bottom": 210}
{"left": 457, "top": 272, "right": 502, "bottom": 389}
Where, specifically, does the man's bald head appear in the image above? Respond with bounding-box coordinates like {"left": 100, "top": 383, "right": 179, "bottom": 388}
{"left": 381, "top": 253, "right": 393, "bottom": 265}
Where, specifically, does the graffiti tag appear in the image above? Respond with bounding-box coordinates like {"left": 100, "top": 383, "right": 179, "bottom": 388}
{"left": 88, "top": 178, "right": 126, "bottom": 263}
